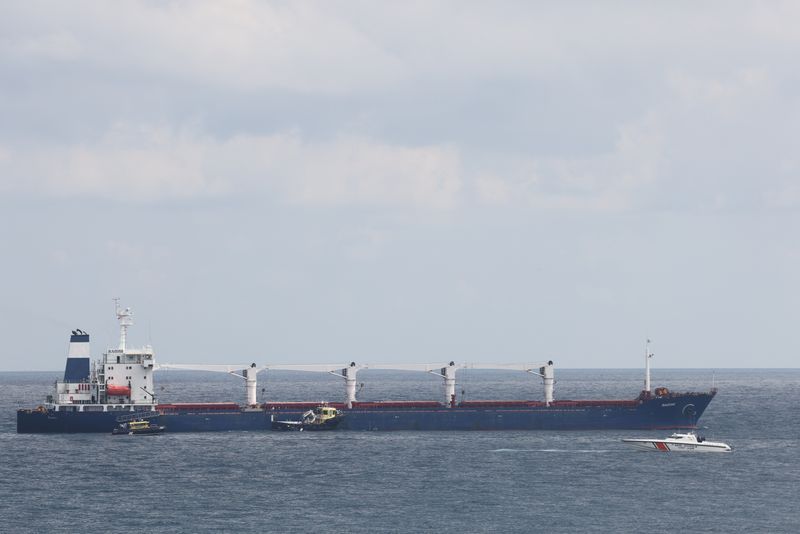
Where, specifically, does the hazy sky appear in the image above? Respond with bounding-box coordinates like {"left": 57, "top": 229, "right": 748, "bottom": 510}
{"left": 1, "top": 1, "right": 798, "bottom": 371}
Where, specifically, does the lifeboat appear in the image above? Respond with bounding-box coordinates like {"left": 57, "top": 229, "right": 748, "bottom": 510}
{"left": 106, "top": 384, "right": 131, "bottom": 396}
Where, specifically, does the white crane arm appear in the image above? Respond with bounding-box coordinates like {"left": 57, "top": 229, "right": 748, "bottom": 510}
{"left": 365, "top": 363, "right": 447, "bottom": 372}
{"left": 463, "top": 362, "right": 553, "bottom": 376}
{"left": 265, "top": 364, "right": 357, "bottom": 373}
{"left": 155, "top": 363, "right": 266, "bottom": 380}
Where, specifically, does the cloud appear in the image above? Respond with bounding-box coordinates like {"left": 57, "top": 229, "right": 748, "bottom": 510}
{"left": 274, "top": 136, "right": 462, "bottom": 209}
{"left": 4, "top": 30, "right": 83, "bottom": 62}
{"left": 5, "top": 2, "right": 800, "bottom": 94}
{"left": 471, "top": 114, "right": 664, "bottom": 211}
{"left": 474, "top": 174, "right": 513, "bottom": 206}
{"left": 472, "top": 65, "right": 799, "bottom": 212}
{"left": 1, "top": 124, "right": 225, "bottom": 201}
{"left": 1, "top": 1, "right": 405, "bottom": 93}
{"left": 3, "top": 2, "right": 800, "bottom": 213}
{"left": 0, "top": 124, "right": 463, "bottom": 209}
{"left": 667, "top": 68, "right": 775, "bottom": 117}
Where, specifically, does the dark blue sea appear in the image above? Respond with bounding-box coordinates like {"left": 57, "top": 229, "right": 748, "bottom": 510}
{"left": 2, "top": 369, "right": 798, "bottom": 533}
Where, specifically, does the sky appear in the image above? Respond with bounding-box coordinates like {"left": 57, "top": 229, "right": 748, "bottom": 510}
{"left": 1, "top": 1, "right": 798, "bottom": 371}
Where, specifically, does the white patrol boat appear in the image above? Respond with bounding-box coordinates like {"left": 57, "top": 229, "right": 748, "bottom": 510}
{"left": 622, "top": 432, "right": 732, "bottom": 452}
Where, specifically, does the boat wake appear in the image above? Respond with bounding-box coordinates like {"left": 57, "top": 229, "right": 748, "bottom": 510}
{"left": 490, "top": 448, "right": 615, "bottom": 453}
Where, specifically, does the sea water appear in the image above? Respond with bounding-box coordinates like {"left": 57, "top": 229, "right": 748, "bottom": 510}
{"left": 1, "top": 369, "right": 798, "bottom": 533}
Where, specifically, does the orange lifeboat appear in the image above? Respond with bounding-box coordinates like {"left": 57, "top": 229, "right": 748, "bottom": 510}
{"left": 106, "top": 384, "right": 131, "bottom": 396}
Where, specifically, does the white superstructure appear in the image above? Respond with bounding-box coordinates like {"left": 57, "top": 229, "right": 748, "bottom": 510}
{"left": 49, "top": 302, "right": 156, "bottom": 412}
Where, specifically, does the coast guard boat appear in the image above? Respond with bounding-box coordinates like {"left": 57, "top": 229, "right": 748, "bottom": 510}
{"left": 17, "top": 303, "right": 718, "bottom": 433}
{"left": 622, "top": 432, "right": 732, "bottom": 452}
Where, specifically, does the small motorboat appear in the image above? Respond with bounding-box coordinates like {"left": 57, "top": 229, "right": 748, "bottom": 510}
{"left": 272, "top": 405, "right": 343, "bottom": 431}
{"left": 622, "top": 432, "right": 731, "bottom": 452}
{"left": 112, "top": 419, "right": 166, "bottom": 435}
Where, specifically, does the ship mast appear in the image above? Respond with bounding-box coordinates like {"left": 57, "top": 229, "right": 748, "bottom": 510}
{"left": 114, "top": 298, "right": 133, "bottom": 351}
{"left": 644, "top": 338, "right": 653, "bottom": 394}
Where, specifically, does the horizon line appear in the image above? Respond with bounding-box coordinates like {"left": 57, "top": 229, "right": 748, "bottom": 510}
{"left": 2, "top": 366, "right": 799, "bottom": 373}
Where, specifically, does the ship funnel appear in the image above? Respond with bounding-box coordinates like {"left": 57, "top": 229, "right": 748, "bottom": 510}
{"left": 64, "top": 330, "right": 90, "bottom": 381}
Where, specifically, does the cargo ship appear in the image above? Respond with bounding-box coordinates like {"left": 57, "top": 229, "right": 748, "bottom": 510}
{"left": 16, "top": 304, "right": 716, "bottom": 433}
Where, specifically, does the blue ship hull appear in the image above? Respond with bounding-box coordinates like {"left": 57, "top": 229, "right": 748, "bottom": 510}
{"left": 17, "top": 392, "right": 714, "bottom": 433}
